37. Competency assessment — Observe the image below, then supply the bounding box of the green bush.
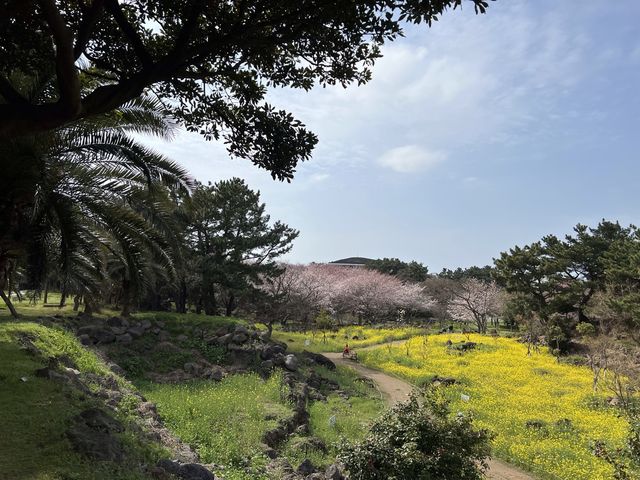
[338,391,492,480]
[184,338,227,364]
[576,322,596,337]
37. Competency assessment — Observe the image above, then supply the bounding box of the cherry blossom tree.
[267,263,433,324]
[447,279,503,333]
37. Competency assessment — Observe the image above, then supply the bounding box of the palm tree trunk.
[59,285,67,308]
[0,290,18,318]
[84,297,95,316]
[121,279,132,317]
[176,279,187,313]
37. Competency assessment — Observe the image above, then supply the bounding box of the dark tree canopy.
[186,178,298,315]
[0,0,492,180]
[366,257,429,282]
[494,220,633,324]
[439,265,494,283]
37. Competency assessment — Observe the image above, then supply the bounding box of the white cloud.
[263,0,605,175]
[309,173,330,183]
[378,145,446,173]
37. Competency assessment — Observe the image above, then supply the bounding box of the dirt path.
[323,349,536,480]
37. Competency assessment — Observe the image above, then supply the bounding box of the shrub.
[185,338,227,364]
[525,419,548,430]
[576,322,597,337]
[338,391,492,480]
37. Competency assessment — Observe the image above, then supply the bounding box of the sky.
[140,0,640,272]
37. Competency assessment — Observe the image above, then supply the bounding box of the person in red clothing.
[343,343,350,356]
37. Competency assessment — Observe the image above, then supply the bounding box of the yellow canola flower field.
[359,333,627,480]
[272,325,425,353]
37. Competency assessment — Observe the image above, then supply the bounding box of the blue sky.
[141,0,640,272]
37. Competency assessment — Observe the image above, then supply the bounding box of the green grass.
[282,365,385,470]
[1,297,244,378]
[0,292,120,320]
[139,373,292,480]
[0,320,165,480]
[138,365,385,477]
[0,293,246,331]
[103,314,236,378]
[272,325,427,354]
[1,321,111,376]
[104,334,228,379]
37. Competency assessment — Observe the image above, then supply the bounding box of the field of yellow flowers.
[272,325,426,353]
[359,333,627,480]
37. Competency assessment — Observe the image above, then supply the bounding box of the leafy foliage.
[0,97,190,316]
[184,178,298,316]
[494,220,636,350]
[1,1,493,180]
[366,257,429,283]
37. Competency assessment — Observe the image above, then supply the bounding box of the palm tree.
[0,97,191,317]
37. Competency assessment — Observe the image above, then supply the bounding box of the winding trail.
[322,346,536,480]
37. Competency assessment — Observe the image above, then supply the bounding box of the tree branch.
[74,0,106,59]
[104,0,153,67]
[39,0,81,115]
[173,0,205,54]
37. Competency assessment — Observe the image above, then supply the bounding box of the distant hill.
[330,257,373,265]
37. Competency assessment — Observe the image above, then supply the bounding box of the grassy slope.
[103,313,241,379]
[139,357,385,479]
[359,333,627,480]
[140,373,291,480]
[0,321,165,480]
[281,365,384,470]
[0,299,385,479]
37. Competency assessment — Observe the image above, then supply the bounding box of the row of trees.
[0,97,299,319]
[257,263,433,333]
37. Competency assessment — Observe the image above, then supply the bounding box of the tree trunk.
[0,290,18,318]
[176,279,187,313]
[73,295,81,311]
[203,288,217,316]
[225,293,235,316]
[577,308,590,325]
[84,298,94,316]
[120,278,131,317]
[264,321,273,339]
[43,285,49,304]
